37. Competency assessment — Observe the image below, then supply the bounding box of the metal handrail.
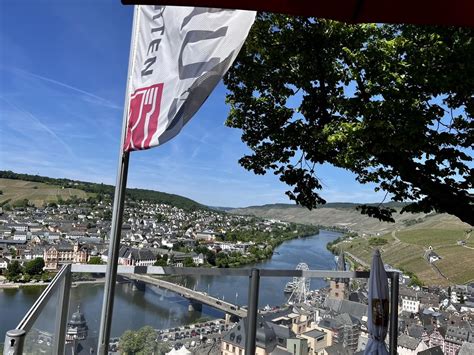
[70,263,395,279]
[4,265,399,355]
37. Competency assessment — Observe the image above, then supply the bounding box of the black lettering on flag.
[147,39,161,55]
[141,57,156,77]
[152,6,166,35]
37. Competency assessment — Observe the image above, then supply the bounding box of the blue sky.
[0,0,387,207]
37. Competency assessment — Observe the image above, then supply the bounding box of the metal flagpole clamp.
[3,329,26,355]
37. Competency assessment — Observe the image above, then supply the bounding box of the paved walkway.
[391,230,401,243]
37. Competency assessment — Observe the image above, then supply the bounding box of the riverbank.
[0,278,106,289]
[211,224,320,268]
[0,279,47,289]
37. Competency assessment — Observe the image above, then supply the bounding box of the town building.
[43,242,88,270]
[221,316,277,355]
[397,334,428,355]
[328,252,348,301]
[66,305,88,343]
[300,329,327,355]
[444,325,472,355]
[400,287,421,313]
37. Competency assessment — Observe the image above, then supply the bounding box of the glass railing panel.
[64,273,249,353]
[0,283,47,350]
[5,266,399,355]
[105,273,364,354]
[22,281,61,355]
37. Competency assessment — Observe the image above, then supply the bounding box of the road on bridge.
[126,274,247,318]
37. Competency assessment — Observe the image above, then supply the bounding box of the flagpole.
[97,5,139,354]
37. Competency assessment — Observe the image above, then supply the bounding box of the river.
[0,230,340,341]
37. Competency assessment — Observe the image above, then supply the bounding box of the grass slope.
[0,171,205,211]
[233,206,417,235]
[233,203,473,286]
[0,178,89,207]
[339,227,473,286]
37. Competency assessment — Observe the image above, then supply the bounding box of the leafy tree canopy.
[6,260,23,281]
[154,258,167,267]
[87,256,103,265]
[24,257,45,276]
[183,257,196,267]
[225,15,473,224]
[119,326,169,355]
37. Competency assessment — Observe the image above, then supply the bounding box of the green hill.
[337,227,473,286]
[0,178,89,207]
[0,171,205,211]
[231,203,473,286]
[231,204,408,235]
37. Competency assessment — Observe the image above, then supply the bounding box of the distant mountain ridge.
[217,201,409,212]
[0,170,205,211]
[229,203,468,235]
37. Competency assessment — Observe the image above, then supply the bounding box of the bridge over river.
[126,274,247,319]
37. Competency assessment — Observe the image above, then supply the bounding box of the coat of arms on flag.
[124,83,164,151]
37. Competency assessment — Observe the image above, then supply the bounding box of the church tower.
[329,251,349,300]
[66,305,88,354]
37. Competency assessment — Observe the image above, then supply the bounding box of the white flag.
[124,6,256,151]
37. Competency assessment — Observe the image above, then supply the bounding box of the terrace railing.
[3,264,72,355]
[3,265,399,355]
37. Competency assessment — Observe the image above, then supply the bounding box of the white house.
[402,297,420,314]
[193,253,205,265]
[195,230,218,242]
[400,288,420,313]
[161,239,175,249]
[13,234,27,241]
[66,231,87,240]
[428,251,441,263]
[424,246,442,263]
[0,257,8,271]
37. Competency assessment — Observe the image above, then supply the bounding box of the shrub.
[368,237,388,246]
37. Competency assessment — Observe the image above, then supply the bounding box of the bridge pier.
[188,300,202,313]
[132,280,146,292]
